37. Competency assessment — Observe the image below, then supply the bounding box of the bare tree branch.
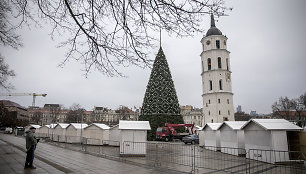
[1,0,230,76]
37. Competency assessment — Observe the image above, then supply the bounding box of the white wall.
[244,122,290,163]
[220,125,245,156]
[237,130,245,150]
[109,126,120,146]
[83,125,104,145]
[220,125,238,155]
[53,127,67,142]
[244,122,271,151]
[37,127,49,137]
[203,127,220,151]
[120,130,147,155]
[103,130,109,142]
[199,130,205,146]
[66,126,82,143]
[270,131,290,162]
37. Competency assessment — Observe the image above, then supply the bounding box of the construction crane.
[0,93,47,107]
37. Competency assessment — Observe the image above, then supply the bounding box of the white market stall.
[25,124,41,131]
[65,123,88,143]
[37,125,50,138]
[119,120,151,156]
[53,123,69,142]
[198,130,205,147]
[83,123,110,145]
[219,121,247,156]
[48,123,57,138]
[202,123,222,151]
[241,119,302,163]
[108,125,120,146]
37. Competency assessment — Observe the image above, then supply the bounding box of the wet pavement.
[0,134,185,174]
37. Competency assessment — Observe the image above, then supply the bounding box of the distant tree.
[32,111,43,125]
[15,118,29,127]
[272,94,306,126]
[0,55,15,89]
[234,112,251,121]
[300,93,306,107]
[0,1,20,90]
[0,1,23,49]
[272,96,294,120]
[47,105,61,123]
[139,47,184,140]
[116,106,132,120]
[291,93,306,127]
[1,0,230,76]
[65,104,84,123]
[0,103,13,126]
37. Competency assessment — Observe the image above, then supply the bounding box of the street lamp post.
[81,113,83,144]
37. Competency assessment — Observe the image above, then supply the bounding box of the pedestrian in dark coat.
[24,126,37,169]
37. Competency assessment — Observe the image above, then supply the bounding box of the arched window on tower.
[226,58,229,70]
[218,57,222,69]
[219,79,223,90]
[209,80,212,91]
[216,40,220,49]
[207,58,211,70]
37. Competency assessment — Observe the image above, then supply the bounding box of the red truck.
[156,123,194,141]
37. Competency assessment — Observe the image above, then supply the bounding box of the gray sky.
[1,0,306,114]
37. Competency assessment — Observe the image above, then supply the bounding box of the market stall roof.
[119,120,151,130]
[219,121,247,130]
[241,119,302,131]
[85,123,110,130]
[68,123,88,129]
[54,123,69,129]
[202,123,222,131]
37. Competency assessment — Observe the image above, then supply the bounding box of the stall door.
[121,130,146,155]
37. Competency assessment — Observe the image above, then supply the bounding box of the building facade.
[0,100,28,120]
[200,14,235,124]
[181,105,203,126]
[90,106,139,126]
[28,104,64,125]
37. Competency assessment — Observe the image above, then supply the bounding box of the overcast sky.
[1,0,306,114]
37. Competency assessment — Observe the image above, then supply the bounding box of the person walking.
[24,126,38,169]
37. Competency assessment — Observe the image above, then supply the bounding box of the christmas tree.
[139,47,184,140]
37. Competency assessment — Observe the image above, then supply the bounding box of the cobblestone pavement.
[0,134,186,174]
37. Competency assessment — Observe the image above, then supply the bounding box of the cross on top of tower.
[206,13,223,37]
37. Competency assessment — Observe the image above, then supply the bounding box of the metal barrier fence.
[247,149,306,174]
[40,136,121,158]
[38,136,306,174]
[121,141,306,174]
[121,142,248,173]
[196,146,248,173]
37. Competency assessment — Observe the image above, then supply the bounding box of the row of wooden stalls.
[33,121,151,156]
[199,119,304,163]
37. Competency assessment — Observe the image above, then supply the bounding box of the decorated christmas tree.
[139,47,184,140]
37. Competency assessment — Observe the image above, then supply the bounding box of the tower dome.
[206,14,222,36]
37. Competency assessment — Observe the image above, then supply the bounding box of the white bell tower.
[201,14,235,124]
